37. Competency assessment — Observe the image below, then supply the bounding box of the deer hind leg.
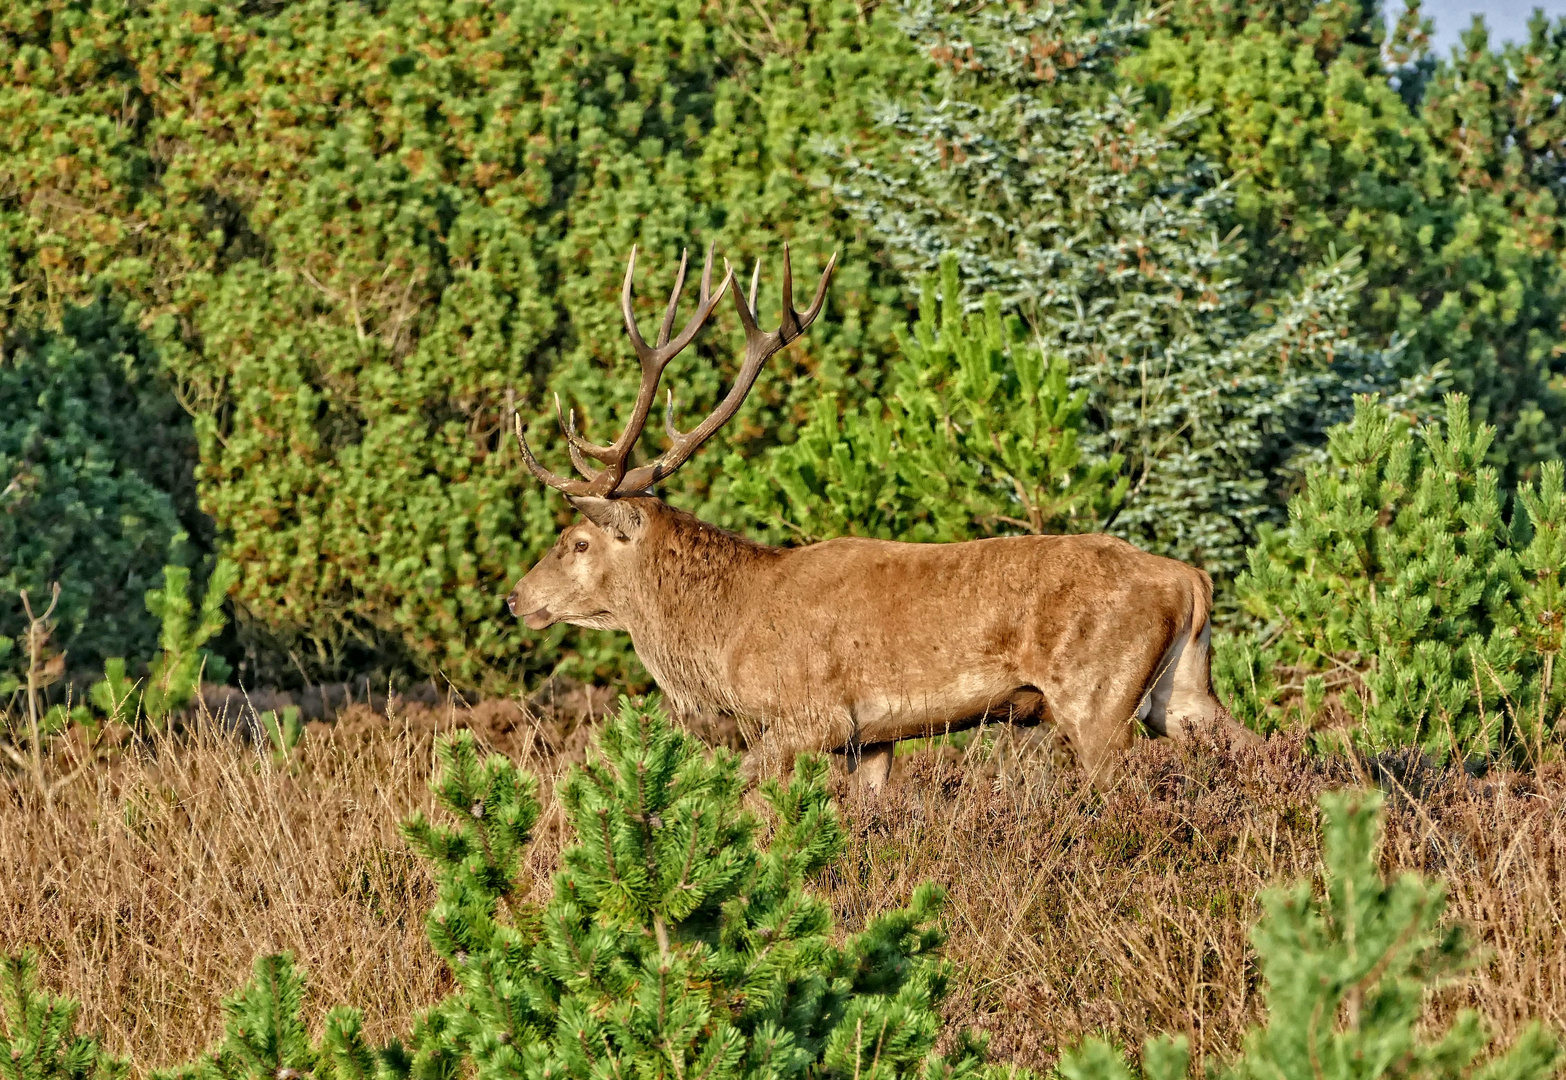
[746,721,805,786]
[1144,623,1260,749]
[1038,677,1145,788]
[1032,618,1176,787]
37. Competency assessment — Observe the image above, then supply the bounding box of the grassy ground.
[2,701,1563,1076]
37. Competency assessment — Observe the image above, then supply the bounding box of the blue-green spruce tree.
[816,0,1429,575]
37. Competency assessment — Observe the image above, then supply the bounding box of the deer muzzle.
[507,584,554,629]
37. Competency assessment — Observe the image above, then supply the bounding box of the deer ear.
[568,496,646,542]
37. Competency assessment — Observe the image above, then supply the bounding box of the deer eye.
[574,540,589,553]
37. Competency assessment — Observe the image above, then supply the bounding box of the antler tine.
[652,243,726,362]
[795,249,837,332]
[730,256,761,337]
[620,242,645,356]
[748,258,761,313]
[655,249,690,349]
[615,248,838,494]
[554,393,605,479]
[551,389,618,465]
[620,244,656,365]
[777,244,798,340]
[514,413,596,497]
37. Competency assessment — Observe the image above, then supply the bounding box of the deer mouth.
[522,607,555,630]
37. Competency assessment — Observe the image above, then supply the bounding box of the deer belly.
[849,671,1028,744]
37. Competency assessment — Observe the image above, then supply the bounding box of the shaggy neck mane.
[622,501,781,712]
[635,502,780,619]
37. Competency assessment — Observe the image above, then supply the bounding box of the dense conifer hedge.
[4,0,1566,722]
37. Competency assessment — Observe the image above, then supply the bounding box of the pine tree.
[396,698,989,1080]
[1501,461,1566,752]
[138,558,237,721]
[153,955,386,1080]
[0,951,127,1080]
[1056,791,1562,1080]
[1220,394,1566,758]
[72,555,240,729]
[733,256,1124,543]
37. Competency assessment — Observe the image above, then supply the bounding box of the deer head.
[507,243,836,630]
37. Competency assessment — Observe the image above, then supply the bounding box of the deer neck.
[619,511,778,713]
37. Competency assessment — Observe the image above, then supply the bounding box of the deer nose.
[506,587,521,616]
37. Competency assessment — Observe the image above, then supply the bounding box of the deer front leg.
[847,740,895,793]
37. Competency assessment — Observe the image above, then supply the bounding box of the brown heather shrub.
[2,706,1564,1077]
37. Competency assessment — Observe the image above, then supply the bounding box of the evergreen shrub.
[1219,395,1566,759]
[732,256,1125,543]
[0,950,128,1080]
[38,556,239,732]
[0,302,199,679]
[392,698,988,1079]
[817,0,1421,575]
[151,954,377,1080]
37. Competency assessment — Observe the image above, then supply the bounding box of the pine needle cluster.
[0,952,127,1080]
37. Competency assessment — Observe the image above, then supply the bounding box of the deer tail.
[1187,565,1214,648]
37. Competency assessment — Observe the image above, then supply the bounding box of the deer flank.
[507,244,1258,791]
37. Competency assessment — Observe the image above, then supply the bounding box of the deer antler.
[514,244,730,497]
[515,243,836,498]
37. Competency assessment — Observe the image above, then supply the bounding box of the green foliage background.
[0,0,920,689]
[5,0,1566,723]
[1124,1,1566,472]
[767,0,1419,575]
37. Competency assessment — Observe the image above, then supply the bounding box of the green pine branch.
[0,951,127,1080]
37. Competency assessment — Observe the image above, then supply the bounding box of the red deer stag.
[507,244,1258,790]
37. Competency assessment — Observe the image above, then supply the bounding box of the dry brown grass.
[3,715,444,1068]
[3,706,1564,1077]
[833,731,1566,1071]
